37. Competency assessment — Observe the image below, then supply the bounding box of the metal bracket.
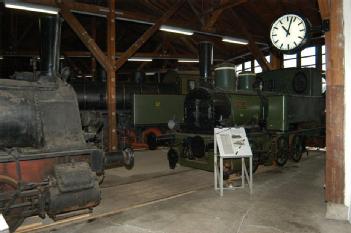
[321,19,330,33]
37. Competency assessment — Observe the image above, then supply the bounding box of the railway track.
[16,169,213,233]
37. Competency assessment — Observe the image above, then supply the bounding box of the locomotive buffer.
[214,128,253,196]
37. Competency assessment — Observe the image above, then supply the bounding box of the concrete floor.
[47,150,351,233]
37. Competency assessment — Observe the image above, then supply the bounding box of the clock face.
[270,14,310,53]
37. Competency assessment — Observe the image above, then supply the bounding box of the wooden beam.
[24,0,265,43]
[114,0,185,71]
[318,0,345,204]
[137,44,163,71]
[58,2,113,71]
[186,0,205,26]
[202,0,229,31]
[230,10,271,71]
[202,0,247,15]
[180,37,198,55]
[270,51,283,70]
[91,17,97,78]
[106,0,118,152]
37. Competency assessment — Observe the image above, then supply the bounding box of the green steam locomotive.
[167,65,325,173]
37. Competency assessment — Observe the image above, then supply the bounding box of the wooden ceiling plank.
[58,2,113,71]
[114,0,186,71]
[230,9,271,71]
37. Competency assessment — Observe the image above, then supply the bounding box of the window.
[236,64,242,75]
[244,61,251,71]
[284,54,297,68]
[301,46,316,68]
[254,60,262,73]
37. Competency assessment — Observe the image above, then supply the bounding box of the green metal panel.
[259,68,322,96]
[230,94,261,125]
[267,94,324,131]
[266,95,287,131]
[133,94,185,125]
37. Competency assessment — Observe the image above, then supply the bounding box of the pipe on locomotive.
[198,41,213,83]
[39,15,61,80]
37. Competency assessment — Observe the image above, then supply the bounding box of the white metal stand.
[214,127,253,197]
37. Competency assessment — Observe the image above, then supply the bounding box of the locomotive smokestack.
[39,15,61,80]
[198,41,213,82]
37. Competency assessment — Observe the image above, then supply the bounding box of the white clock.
[270,14,311,53]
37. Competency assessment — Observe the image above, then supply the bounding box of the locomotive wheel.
[146,133,157,150]
[251,155,260,173]
[182,144,193,160]
[291,135,304,162]
[275,136,289,166]
[0,175,25,232]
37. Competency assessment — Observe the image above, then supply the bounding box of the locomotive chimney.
[198,41,213,83]
[39,15,61,80]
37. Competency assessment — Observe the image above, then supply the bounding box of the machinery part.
[142,128,161,150]
[214,64,236,92]
[190,136,205,158]
[275,136,289,166]
[246,139,260,173]
[71,80,178,111]
[167,148,178,169]
[251,154,260,173]
[47,162,100,217]
[105,148,135,170]
[184,87,231,132]
[292,72,308,94]
[237,72,256,92]
[290,135,305,162]
[0,175,25,232]
[182,138,194,160]
[146,133,157,150]
[123,147,135,170]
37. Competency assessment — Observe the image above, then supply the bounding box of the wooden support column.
[270,52,283,70]
[59,3,113,71]
[115,0,185,71]
[230,10,272,71]
[318,0,345,204]
[106,0,118,152]
[91,17,97,78]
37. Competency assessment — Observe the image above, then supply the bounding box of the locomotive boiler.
[167,42,325,173]
[70,72,187,150]
[0,15,104,232]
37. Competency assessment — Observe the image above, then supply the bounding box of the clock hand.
[287,17,293,36]
[282,26,289,35]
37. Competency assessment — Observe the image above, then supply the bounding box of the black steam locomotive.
[0,15,107,232]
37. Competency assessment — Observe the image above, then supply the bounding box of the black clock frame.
[269,13,312,54]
